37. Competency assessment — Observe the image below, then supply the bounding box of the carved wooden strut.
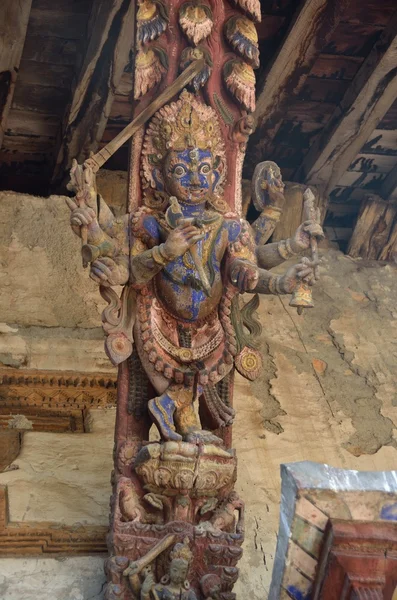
[66,1,324,598]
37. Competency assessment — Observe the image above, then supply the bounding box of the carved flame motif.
[224,16,259,69]
[137,0,169,44]
[179,46,212,92]
[179,2,213,45]
[223,59,256,112]
[232,0,261,22]
[134,47,168,99]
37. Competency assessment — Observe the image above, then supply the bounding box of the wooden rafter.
[248,0,348,162]
[52,0,135,185]
[0,0,33,148]
[295,10,397,195]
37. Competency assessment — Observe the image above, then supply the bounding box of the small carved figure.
[200,574,222,600]
[210,491,243,532]
[198,491,244,533]
[119,480,145,523]
[141,538,197,600]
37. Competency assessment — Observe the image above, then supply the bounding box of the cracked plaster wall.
[0,189,396,598]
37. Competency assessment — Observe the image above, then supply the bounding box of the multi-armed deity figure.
[66,1,324,598]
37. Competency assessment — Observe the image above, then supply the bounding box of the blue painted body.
[143,212,241,321]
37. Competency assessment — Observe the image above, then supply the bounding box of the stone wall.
[1,189,396,599]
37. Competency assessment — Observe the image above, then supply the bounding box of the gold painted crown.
[170,537,193,563]
[141,90,226,194]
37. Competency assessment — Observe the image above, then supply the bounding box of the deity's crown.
[169,537,193,563]
[141,90,226,194]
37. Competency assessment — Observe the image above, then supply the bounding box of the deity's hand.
[163,221,205,260]
[280,257,320,293]
[123,560,140,578]
[141,569,156,595]
[229,259,259,292]
[67,159,97,209]
[90,257,129,286]
[66,197,98,238]
[292,219,324,252]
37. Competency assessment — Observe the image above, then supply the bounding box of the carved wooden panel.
[0,485,107,555]
[0,367,117,433]
[314,520,397,600]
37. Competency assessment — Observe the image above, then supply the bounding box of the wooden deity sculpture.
[66,0,324,598]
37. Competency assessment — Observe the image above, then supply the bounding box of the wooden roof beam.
[249,0,348,162]
[0,0,33,148]
[295,11,397,196]
[52,0,135,186]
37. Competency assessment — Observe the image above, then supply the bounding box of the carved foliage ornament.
[137,0,169,44]
[134,46,168,99]
[224,16,259,69]
[179,47,213,93]
[223,59,256,112]
[179,2,214,46]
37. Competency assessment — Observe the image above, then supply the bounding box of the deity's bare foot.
[185,430,224,446]
[148,396,182,442]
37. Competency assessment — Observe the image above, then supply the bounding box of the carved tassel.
[134,47,168,99]
[137,0,169,44]
[223,59,256,112]
[232,0,261,22]
[224,16,259,68]
[179,2,213,45]
[179,46,212,92]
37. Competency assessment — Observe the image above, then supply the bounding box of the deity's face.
[163,148,216,204]
[169,558,189,585]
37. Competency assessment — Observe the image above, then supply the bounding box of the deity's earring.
[184,580,190,590]
[160,575,170,585]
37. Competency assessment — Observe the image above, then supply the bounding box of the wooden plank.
[348,153,397,174]
[0,0,33,147]
[2,134,56,154]
[347,194,397,260]
[361,130,397,156]
[12,83,68,118]
[22,36,80,65]
[309,54,363,80]
[251,0,348,155]
[343,0,396,27]
[32,0,92,14]
[28,8,88,40]
[17,60,75,90]
[295,13,397,195]
[52,0,135,185]
[299,78,349,104]
[285,101,336,125]
[322,22,384,57]
[5,110,60,138]
[336,170,386,191]
[115,72,134,97]
[272,182,326,242]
